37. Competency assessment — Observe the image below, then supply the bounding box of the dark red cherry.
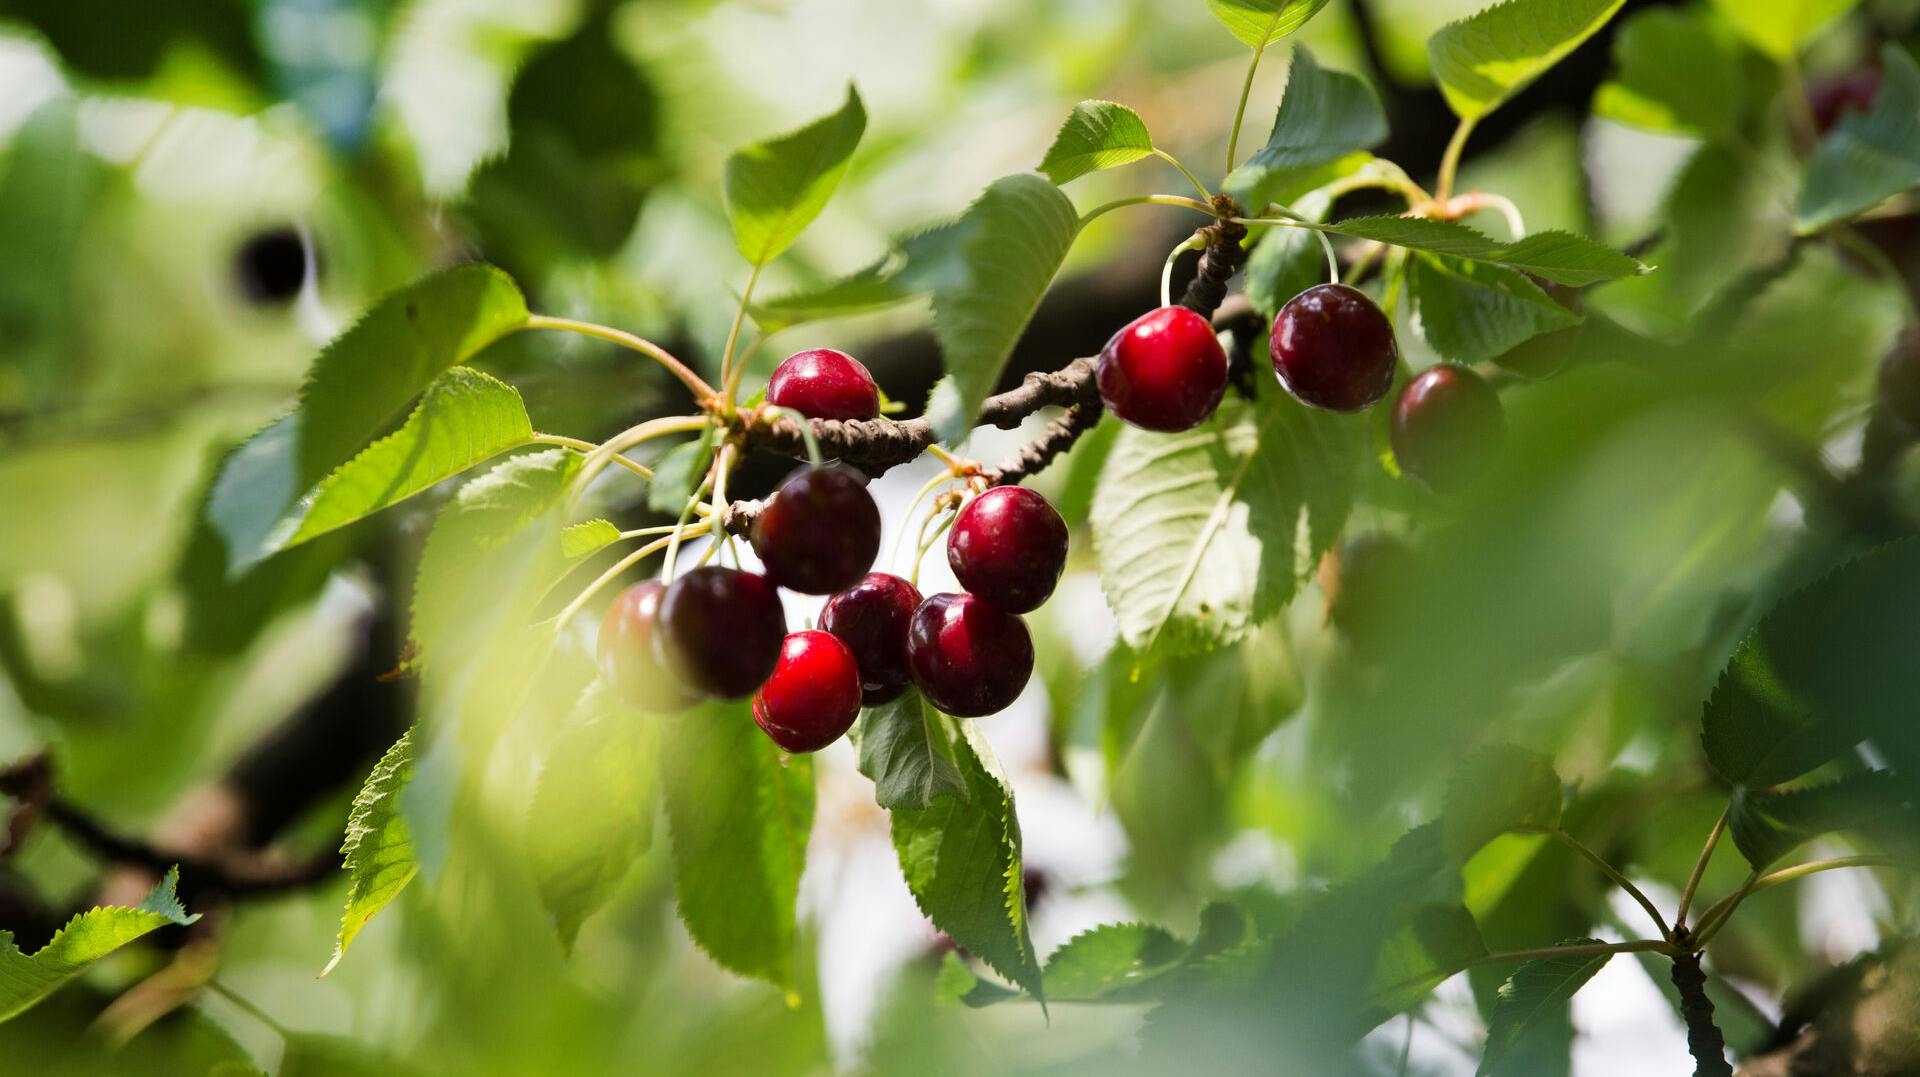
[946,486,1067,614]
[1810,67,1882,134]
[906,593,1033,718]
[597,580,696,711]
[753,630,863,753]
[655,567,786,699]
[1097,306,1229,432]
[1390,365,1504,493]
[766,348,881,421]
[820,572,923,705]
[750,464,882,595]
[1270,283,1397,412]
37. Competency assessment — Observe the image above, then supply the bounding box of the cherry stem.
[910,504,959,590]
[523,315,715,402]
[530,434,654,481]
[1435,117,1476,204]
[552,530,702,630]
[1692,855,1904,948]
[761,405,824,466]
[659,463,718,586]
[891,467,964,569]
[1079,194,1217,228]
[718,263,766,410]
[1538,827,1671,939]
[1225,7,1289,175]
[573,414,710,499]
[1161,234,1207,308]
[1675,807,1728,930]
[1153,149,1214,202]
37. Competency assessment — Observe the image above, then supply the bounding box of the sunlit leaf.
[1592,8,1746,140]
[0,866,198,1022]
[1429,0,1628,121]
[1206,0,1333,49]
[1708,0,1858,61]
[324,730,415,976]
[855,690,968,810]
[560,519,621,560]
[1442,744,1563,862]
[1322,215,1643,286]
[1225,48,1386,210]
[1038,100,1155,185]
[724,86,866,267]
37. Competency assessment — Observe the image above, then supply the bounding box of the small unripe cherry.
[767,348,881,421]
[820,572,923,705]
[1097,306,1229,432]
[1270,283,1398,412]
[753,630,863,753]
[946,486,1068,614]
[597,580,695,711]
[655,567,786,699]
[750,465,882,595]
[906,593,1033,718]
[1389,365,1504,493]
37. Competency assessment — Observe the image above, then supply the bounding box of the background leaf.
[1478,939,1612,1075]
[1225,48,1386,209]
[324,729,416,976]
[1797,45,1920,234]
[1037,101,1155,185]
[1592,8,1746,140]
[1322,215,1642,286]
[645,438,713,516]
[890,719,1043,1001]
[560,519,621,560]
[661,700,814,990]
[1091,394,1360,659]
[1411,254,1582,364]
[855,691,968,810]
[1709,0,1859,61]
[1428,0,1629,121]
[923,174,1080,445]
[723,86,866,267]
[1442,744,1563,861]
[1205,0,1332,49]
[1728,770,1910,871]
[0,867,198,1023]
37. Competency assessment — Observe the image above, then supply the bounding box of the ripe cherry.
[767,348,881,421]
[906,593,1033,718]
[1810,67,1882,134]
[1389,365,1504,493]
[1097,306,1229,432]
[750,464,882,595]
[1270,283,1398,412]
[946,486,1067,615]
[597,580,695,711]
[753,630,863,753]
[656,566,786,699]
[820,572,923,705]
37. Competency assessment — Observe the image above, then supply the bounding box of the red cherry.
[767,348,881,421]
[1810,67,1882,134]
[597,580,696,711]
[906,593,1033,718]
[946,486,1067,615]
[1097,306,1229,432]
[1390,365,1504,493]
[1270,283,1398,412]
[753,630,862,753]
[656,567,786,699]
[750,464,882,595]
[820,572,923,705]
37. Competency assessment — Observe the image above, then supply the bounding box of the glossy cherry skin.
[597,580,696,711]
[750,465,882,595]
[1390,365,1505,493]
[1270,283,1398,412]
[946,486,1067,614]
[767,348,881,421]
[655,567,786,699]
[1097,306,1229,432]
[753,630,863,753]
[906,593,1034,718]
[820,572,923,705]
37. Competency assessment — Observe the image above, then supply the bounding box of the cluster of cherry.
[1103,284,1503,491]
[596,349,1066,753]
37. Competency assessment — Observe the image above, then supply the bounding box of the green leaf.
[1037,101,1155,185]
[1478,939,1612,1075]
[1702,541,1920,789]
[890,718,1043,1002]
[1428,0,1629,122]
[661,700,814,990]
[748,256,912,333]
[206,264,529,572]
[1321,215,1643,287]
[1410,254,1582,365]
[1797,45,1920,234]
[854,690,968,811]
[1206,0,1333,49]
[1091,394,1361,659]
[723,86,866,267]
[1708,0,1858,61]
[1442,744,1563,862]
[1592,9,1746,140]
[1368,903,1488,1013]
[528,682,659,953]
[1244,156,1402,318]
[646,438,713,516]
[1729,771,1910,871]
[923,174,1081,445]
[1043,922,1188,1000]
[277,368,532,552]
[323,729,416,976]
[0,866,198,1023]
[1224,49,1386,210]
[560,519,621,560]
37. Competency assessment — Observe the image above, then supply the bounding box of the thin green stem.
[1225,9,1289,174]
[205,979,289,1040]
[1696,856,1902,948]
[1676,808,1728,929]
[659,470,716,586]
[761,406,824,466]
[1689,871,1759,948]
[911,506,959,590]
[1434,118,1476,204]
[1780,52,1820,149]
[1154,149,1214,202]
[531,434,654,482]
[524,315,715,402]
[1315,229,1340,285]
[1079,194,1216,228]
[1473,192,1527,239]
[574,414,710,495]
[891,468,961,569]
[718,263,766,410]
[1546,828,1672,939]
[1161,234,1207,308]
[552,530,697,629]
[1373,939,1678,1003]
